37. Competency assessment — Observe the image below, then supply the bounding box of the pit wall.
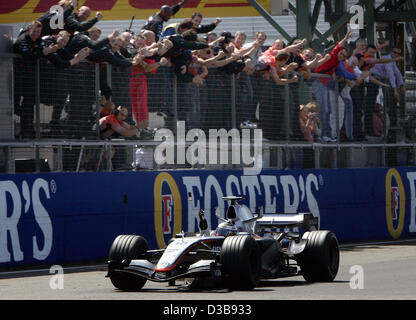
[1,168,415,268]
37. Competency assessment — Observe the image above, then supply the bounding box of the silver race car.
[106,196,339,290]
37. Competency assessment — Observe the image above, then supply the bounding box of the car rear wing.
[256,213,318,231]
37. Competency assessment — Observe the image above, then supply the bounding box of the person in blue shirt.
[370,46,406,125]
[333,55,360,140]
[160,19,194,38]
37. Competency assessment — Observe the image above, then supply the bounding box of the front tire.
[108,234,148,291]
[296,230,339,282]
[220,235,260,290]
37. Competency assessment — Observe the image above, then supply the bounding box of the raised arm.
[199,50,226,67]
[279,38,307,55]
[270,72,298,85]
[338,30,352,48]
[304,53,331,69]
[367,56,403,65]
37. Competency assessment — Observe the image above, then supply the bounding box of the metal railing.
[0,54,414,173]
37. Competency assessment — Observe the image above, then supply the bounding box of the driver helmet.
[215,221,238,237]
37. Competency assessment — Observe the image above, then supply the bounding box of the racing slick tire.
[108,235,148,291]
[295,230,339,282]
[220,235,261,290]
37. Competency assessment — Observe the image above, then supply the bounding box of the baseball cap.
[221,31,235,40]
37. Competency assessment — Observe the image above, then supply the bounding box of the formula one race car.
[106,196,339,290]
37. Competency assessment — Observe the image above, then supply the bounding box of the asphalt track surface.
[1,240,416,300]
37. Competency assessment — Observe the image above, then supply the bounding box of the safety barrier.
[1,54,414,173]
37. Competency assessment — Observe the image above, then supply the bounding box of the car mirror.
[256,206,264,219]
[215,206,227,222]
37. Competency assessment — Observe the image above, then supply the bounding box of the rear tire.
[296,231,339,282]
[220,235,260,290]
[108,235,148,291]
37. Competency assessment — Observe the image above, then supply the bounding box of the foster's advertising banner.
[1,167,415,267]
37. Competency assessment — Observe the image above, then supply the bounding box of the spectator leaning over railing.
[333,54,370,141]
[257,51,299,85]
[204,32,217,44]
[66,27,117,57]
[141,0,188,41]
[66,27,119,103]
[370,45,406,129]
[14,20,59,138]
[68,34,142,137]
[186,50,213,129]
[230,31,254,128]
[180,43,236,130]
[238,31,267,129]
[43,31,90,69]
[151,30,208,84]
[87,35,143,72]
[111,31,137,125]
[301,48,331,73]
[211,32,259,76]
[129,34,169,134]
[18,0,75,37]
[231,31,247,52]
[41,30,90,136]
[160,18,194,38]
[258,38,306,77]
[286,39,329,78]
[361,44,403,72]
[64,6,103,35]
[311,30,351,143]
[262,38,303,60]
[348,53,392,140]
[285,39,329,140]
[136,29,172,117]
[243,32,267,69]
[268,38,286,52]
[352,38,390,56]
[360,44,403,138]
[190,12,221,34]
[256,50,298,139]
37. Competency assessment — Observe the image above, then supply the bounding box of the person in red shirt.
[129,32,168,132]
[314,31,351,85]
[312,30,352,142]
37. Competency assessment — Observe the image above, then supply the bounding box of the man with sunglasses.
[371,46,405,99]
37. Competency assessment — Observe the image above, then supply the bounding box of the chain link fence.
[1,54,416,173]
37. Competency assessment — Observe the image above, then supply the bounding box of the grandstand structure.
[0,0,416,173]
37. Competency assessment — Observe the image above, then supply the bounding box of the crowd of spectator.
[13,0,406,149]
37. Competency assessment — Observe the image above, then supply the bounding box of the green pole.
[365,0,376,45]
[296,0,312,42]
